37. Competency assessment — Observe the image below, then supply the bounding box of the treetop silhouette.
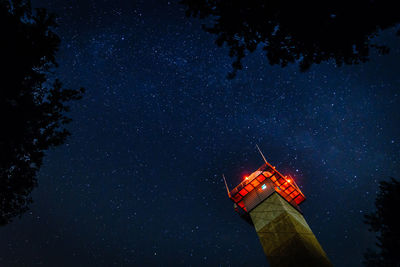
[364,178,400,266]
[181,0,400,78]
[0,0,84,226]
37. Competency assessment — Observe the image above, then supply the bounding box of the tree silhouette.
[181,0,400,78]
[0,0,84,226]
[364,178,400,267]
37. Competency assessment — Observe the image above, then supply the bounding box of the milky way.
[1,0,399,266]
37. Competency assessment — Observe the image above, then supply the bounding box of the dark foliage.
[181,0,400,78]
[0,0,84,226]
[364,178,400,267]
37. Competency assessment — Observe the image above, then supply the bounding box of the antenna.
[222,174,230,197]
[256,144,268,165]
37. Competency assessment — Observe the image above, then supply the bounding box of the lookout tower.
[224,147,332,267]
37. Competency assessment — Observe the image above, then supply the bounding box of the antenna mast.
[256,144,268,165]
[222,174,230,197]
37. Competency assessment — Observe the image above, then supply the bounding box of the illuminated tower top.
[224,147,332,267]
[225,152,305,223]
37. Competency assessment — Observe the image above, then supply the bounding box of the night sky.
[1,0,400,266]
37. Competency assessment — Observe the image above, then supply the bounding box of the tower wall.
[249,192,332,267]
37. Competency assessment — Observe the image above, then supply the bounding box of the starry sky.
[1,0,400,266]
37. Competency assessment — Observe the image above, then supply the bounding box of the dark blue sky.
[1,0,399,266]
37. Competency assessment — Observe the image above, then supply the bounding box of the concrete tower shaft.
[249,192,332,267]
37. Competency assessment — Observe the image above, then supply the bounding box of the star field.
[0,0,399,266]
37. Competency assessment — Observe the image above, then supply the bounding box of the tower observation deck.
[228,162,305,222]
[225,150,332,267]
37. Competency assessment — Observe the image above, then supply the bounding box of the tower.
[225,150,332,267]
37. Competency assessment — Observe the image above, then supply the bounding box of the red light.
[244,176,248,180]
[245,184,254,192]
[251,179,260,187]
[232,194,242,202]
[287,179,291,183]
[257,175,266,183]
[239,189,248,197]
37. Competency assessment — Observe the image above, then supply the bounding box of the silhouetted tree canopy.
[0,0,84,226]
[181,0,400,78]
[364,178,400,267]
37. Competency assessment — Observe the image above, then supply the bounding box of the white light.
[261,184,267,190]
